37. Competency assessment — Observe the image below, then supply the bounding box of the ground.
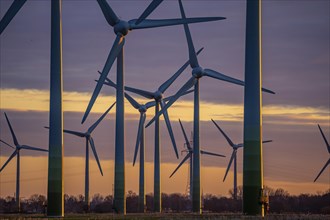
[0,213,330,220]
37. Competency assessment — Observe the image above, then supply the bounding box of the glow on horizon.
[0,156,328,198]
[0,88,328,126]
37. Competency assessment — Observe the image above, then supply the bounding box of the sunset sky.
[0,0,329,199]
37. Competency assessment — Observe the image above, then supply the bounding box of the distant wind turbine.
[45,102,115,210]
[314,124,330,182]
[0,113,48,212]
[170,119,225,200]
[102,78,154,213]
[82,0,226,213]
[102,76,193,213]
[211,119,272,200]
[147,1,275,212]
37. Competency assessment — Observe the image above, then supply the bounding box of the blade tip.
[81,115,87,124]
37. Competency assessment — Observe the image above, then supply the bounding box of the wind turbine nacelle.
[114,20,130,36]
[192,67,204,78]
[154,91,163,100]
[139,105,147,113]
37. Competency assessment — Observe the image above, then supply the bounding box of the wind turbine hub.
[192,67,204,78]
[139,105,147,112]
[114,20,130,36]
[237,143,243,149]
[154,91,163,100]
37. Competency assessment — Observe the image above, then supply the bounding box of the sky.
[0,0,329,199]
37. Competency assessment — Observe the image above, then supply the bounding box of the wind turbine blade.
[211,119,235,147]
[0,139,15,149]
[20,145,48,152]
[89,137,104,176]
[133,113,146,166]
[145,89,194,108]
[318,124,330,153]
[0,151,17,172]
[313,158,330,182]
[88,102,116,133]
[178,0,199,68]
[62,129,85,137]
[179,119,191,150]
[160,100,179,159]
[163,89,194,104]
[96,0,119,26]
[81,35,124,124]
[98,71,117,88]
[145,89,193,108]
[200,150,225,158]
[262,140,273,144]
[98,75,141,109]
[261,87,276,94]
[125,86,154,99]
[135,0,163,25]
[4,113,19,146]
[203,69,245,87]
[125,92,141,110]
[145,100,157,109]
[223,150,237,182]
[0,0,27,35]
[129,17,226,30]
[45,126,84,138]
[169,153,191,178]
[146,89,194,109]
[158,47,204,93]
[146,77,197,128]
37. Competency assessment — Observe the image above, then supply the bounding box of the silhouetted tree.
[0,188,329,214]
[126,190,138,213]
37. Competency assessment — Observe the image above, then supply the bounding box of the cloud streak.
[1,88,328,126]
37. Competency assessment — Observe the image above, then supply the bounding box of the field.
[1,213,330,220]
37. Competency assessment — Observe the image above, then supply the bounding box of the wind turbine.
[211,119,272,200]
[147,1,275,212]
[169,119,225,200]
[0,113,48,212]
[102,79,153,213]
[313,124,330,182]
[45,102,115,210]
[81,0,227,213]
[1,1,64,216]
[102,76,193,213]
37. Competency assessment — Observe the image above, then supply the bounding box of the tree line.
[0,187,329,214]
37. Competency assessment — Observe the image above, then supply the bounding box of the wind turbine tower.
[243,0,264,216]
[47,0,64,216]
[0,0,64,216]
